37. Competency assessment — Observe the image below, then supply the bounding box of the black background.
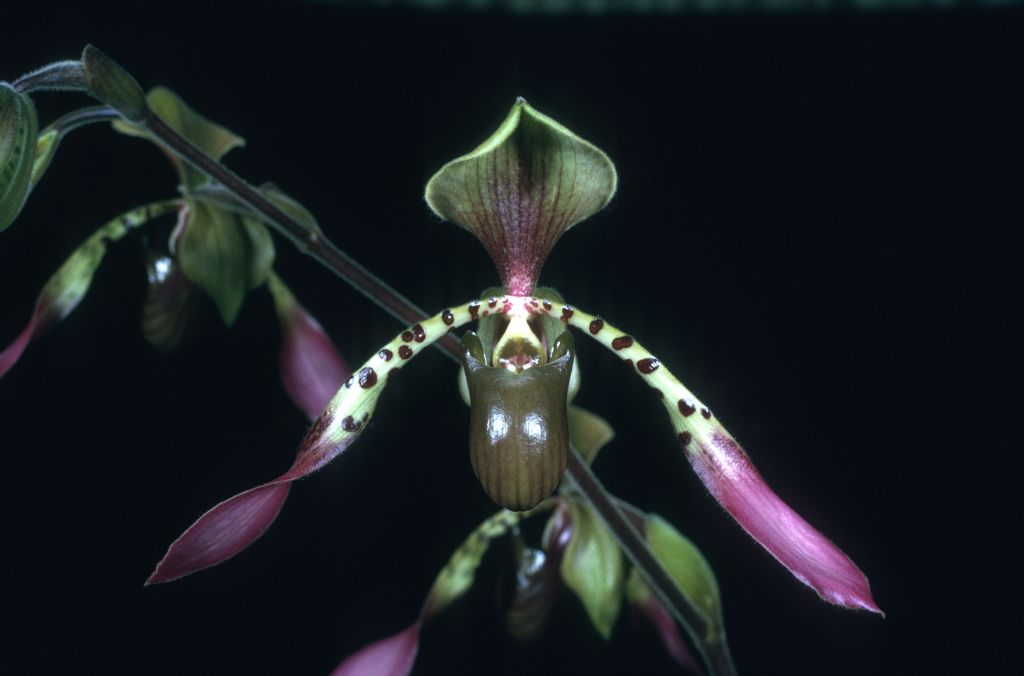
[0,3,1018,675]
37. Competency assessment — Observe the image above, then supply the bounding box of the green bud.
[0,82,39,232]
[81,45,150,123]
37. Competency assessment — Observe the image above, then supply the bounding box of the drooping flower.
[143,98,879,672]
[0,85,346,424]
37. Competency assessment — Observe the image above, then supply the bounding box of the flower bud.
[462,330,574,511]
[0,82,38,231]
[81,45,149,123]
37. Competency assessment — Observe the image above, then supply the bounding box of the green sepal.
[560,499,625,639]
[568,405,614,465]
[425,99,617,295]
[81,45,149,123]
[241,217,275,290]
[113,87,244,191]
[177,199,268,325]
[0,82,39,232]
[625,514,724,642]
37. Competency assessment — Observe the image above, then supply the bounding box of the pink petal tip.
[332,621,422,676]
[279,303,349,421]
[146,483,291,584]
[689,431,882,614]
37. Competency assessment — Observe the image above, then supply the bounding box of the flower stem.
[129,98,735,676]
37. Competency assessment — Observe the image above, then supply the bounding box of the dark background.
[0,3,1018,675]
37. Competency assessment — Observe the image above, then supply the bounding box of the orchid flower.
[139,99,879,663]
[2,48,881,676]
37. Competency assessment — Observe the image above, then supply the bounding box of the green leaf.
[560,499,624,639]
[425,98,617,295]
[0,82,38,232]
[568,405,614,465]
[626,514,724,641]
[113,87,244,191]
[177,200,251,325]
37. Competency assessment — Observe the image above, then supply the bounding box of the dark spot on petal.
[655,389,664,398]
[612,335,634,350]
[469,302,480,320]
[342,416,359,432]
[701,406,712,419]
[637,357,660,374]
[412,323,426,343]
[399,345,413,360]
[624,358,633,369]
[441,309,454,325]
[589,319,604,334]
[482,310,489,317]
[488,297,497,308]
[677,399,696,417]
[401,331,414,343]
[561,306,574,322]
[543,300,552,311]
[678,431,692,448]
[378,349,393,361]
[345,377,354,389]
[358,367,377,388]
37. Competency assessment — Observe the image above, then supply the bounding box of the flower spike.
[425,98,616,295]
[519,297,882,614]
[147,298,496,584]
[0,201,179,377]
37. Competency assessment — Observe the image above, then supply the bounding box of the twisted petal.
[268,273,349,420]
[333,509,523,676]
[148,299,489,583]
[1,201,179,378]
[530,298,882,614]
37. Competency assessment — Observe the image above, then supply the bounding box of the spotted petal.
[148,300,486,583]
[425,99,616,295]
[542,299,883,614]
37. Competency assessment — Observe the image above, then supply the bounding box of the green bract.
[627,514,725,642]
[0,83,39,232]
[561,498,625,639]
[114,87,275,325]
[425,98,617,295]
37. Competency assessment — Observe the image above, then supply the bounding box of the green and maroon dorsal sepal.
[425,99,617,296]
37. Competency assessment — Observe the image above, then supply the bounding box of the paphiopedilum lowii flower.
[137,99,879,668]
[0,83,347,419]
